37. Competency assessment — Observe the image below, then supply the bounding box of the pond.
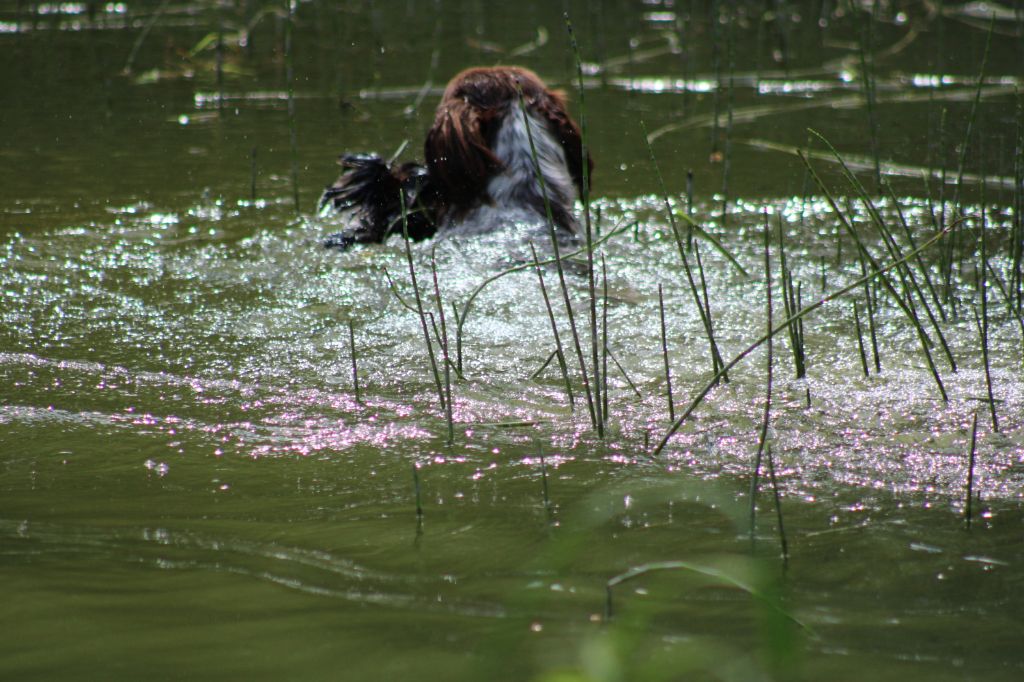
[1,1,1023,680]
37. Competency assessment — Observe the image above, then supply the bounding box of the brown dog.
[320,66,592,249]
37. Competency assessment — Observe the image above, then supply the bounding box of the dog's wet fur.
[319,66,592,249]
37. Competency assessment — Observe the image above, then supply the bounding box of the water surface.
[2,2,1023,680]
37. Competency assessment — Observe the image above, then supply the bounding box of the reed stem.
[854,301,869,378]
[538,441,550,511]
[976,210,998,432]
[430,249,455,444]
[565,14,603,435]
[602,254,610,421]
[400,193,447,414]
[529,243,575,408]
[652,223,954,456]
[750,210,773,538]
[348,320,361,403]
[766,446,789,565]
[814,131,957,374]
[658,284,675,422]
[642,120,728,383]
[518,93,598,432]
[799,145,948,401]
[965,411,978,528]
[985,261,1024,352]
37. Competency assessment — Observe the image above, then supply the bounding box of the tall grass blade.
[965,411,978,528]
[400,193,447,414]
[602,254,610,422]
[658,283,675,423]
[453,223,631,373]
[517,92,598,432]
[529,242,576,409]
[606,347,643,399]
[653,223,954,456]
[430,249,455,444]
[885,180,948,322]
[566,13,603,435]
[860,259,882,373]
[985,262,1024,353]
[854,301,870,378]
[812,130,958,374]
[766,446,789,565]
[750,210,773,539]
[642,119,729,383]
[538,441,551,511]
[976,209,998,432]
[348,320,361,403]
[413,463,423,520]
[798,146,948,401]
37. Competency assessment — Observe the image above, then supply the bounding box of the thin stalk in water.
[686,169,694,248]
[885,180,948,322]
[452,222,631,374]
[658,284,675,422]
[517,91,598,432]
[122,0,171,75]
[976,210,998,432]
[985,261,1024,352]
[566,14,603,434]
[532,348,559,380]
[694,241,722,376]
[216,17,224,115]
[602,254,610,422]
[1012,93,1023,309]
[860,259,882,373]
[854,301,870,378]
[413,463,423,520]
[766,446,789,565]
[348,320,361,403]
[401,193,447,414]
[973,305,998,434]
[750,210,773,539]
[529,242,575,408]
[538,441,551,511]
[450,302,463,376]
[776,218,806,380]
[799,148,948,402]
[607,347,643,399]
[652,222,954,456]
[965,411,978,528]
[642,119,728,383]
[812,130,957,374]
[430,249,455,444]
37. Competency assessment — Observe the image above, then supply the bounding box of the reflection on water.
[1,1,1023,680]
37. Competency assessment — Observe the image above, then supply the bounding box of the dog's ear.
[532,88,593,196]
[424,97,503,206]
[318,154,438,249]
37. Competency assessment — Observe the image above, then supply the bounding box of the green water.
[2,2,1023,680]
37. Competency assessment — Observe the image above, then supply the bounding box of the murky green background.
[2,2,1023,680]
